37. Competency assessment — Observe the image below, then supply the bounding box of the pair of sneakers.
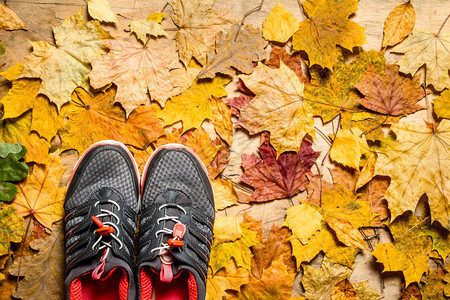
[64,140,215,300]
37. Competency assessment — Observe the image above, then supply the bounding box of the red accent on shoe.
[96,226,114,235]
[173,223,186,239]
[92,259,106,280]
[167,238,185,247]
[70,268,128,300]
[69,278,82,300]
[91,216,104,227]
[140,268,153,300]
[188,273,198,300]
[161,262,173,283]
[119,270,129,300]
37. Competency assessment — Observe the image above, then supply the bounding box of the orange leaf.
[382,1,415,48]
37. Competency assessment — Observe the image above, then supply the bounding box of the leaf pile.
[0,0,449,298]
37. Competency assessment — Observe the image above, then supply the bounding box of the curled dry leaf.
[374,120,450,230]
[355,64,424,116]
[87,0,118,23]
[198,24,267,79]
[241,138,319,202]
[382,1,415,48]
[292,0,366,69]
[0,4,27,30]
[262,1,300,43]
[60,87,163,154]
[21,11,111,110]
[89,40,178,115]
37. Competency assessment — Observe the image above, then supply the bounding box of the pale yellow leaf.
[283,204,322,244]
[263,1,300,43]
[212,178,238,210]
[382,1,415,47]
[0,4,27,30]
[129,19,167,43]
[213,215,242,244]
[87,0,118,23]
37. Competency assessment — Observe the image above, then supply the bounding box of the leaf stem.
[313,162,323,207]
[236,0,264,41]
[315,126,332,145]
[437,14,450,36]
[394,216,429,242]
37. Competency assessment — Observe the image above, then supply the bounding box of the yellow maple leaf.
[0,64,62,141]
[129,19,167,43]
[210,96,233,146]
[170,60,202,97]
[89,39,178,115]
[352,281,383,300]
[238,62,314,154]
[434,89,450,119]
[206,259,250,300]
[382,1,415,48]
[213,215,242,244]
[147,12,167,23]
[282,203,322,244]
[374,120,450,230]
[237,258,296,299]
[60,87,163,154]
[170,0,236,66]
[9,152,65,229]
[156,76,229,133]
[392,29,450,91]
[87,0,118,23]
[0,4,27,30]
[20,11,111,110]
[263,1,300,43]
[292,0,366,69]
[330,128,369,169]
[0,111,50,165]
[212,178,238,211]
[302,256,352,300]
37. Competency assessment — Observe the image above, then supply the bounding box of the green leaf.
[0,142,23,158]
[0,182,18,202]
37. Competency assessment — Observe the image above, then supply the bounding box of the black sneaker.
[136,144,215,300]
[64,140,139,300]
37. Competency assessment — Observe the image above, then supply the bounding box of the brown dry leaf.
[392,29,450,91]
[9,222,63,300]
[331,279,357,300]
[21,11,111,110]
[251,223,296,279]
[210,96,233,146]
[170,0,237,66]
[60,87,163,154]
[382,1,415,48]
[292,0,366,69]
[87,0,118,23]
[0,207,25,256]
[206,259,250,300]
[237,258,295,299]
[359,176,390,226]
[238,62,314,154]
[374,120,450,230]
[355,64,424,116]
[198,24,267,79]
[89,39,178,114]
[241,138,319,202]
[434,89,450,119]
[302,256,352,300]
[262,1,300,43]
[212,178,238,211]
[0,111,50,165]
[0,4,27,30]
[208,142,230,179]
[266,46,308,83]
[8,152,65,229]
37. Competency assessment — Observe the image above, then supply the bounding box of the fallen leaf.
[0,111,50,165]
[0,43,5,56]
[170,60,202,97]
[0,207,25,256]
[21,11,111,110]
[90,39,178,115]
[0,4,27,30]
[400,283,422,300]
[147,12,166,23]
[170,0,236,66]
[0,64,62,141]
[206,259,250,300]
[156,76,229,132]
[210,96,233,146]
[9,222,63,300]
[181,128,221,169]
[359,176,390,226]
[210,220,260,274]
[374,120,450,229]
[350,112,399,141]
[283,204,322,244]
[419,223,449,260]
[8,152,65,229]
[307,50,386,128]
[331,279,357,300]
[355,64,424,115]
[251,223,295,279]
[238,258,295,299]
[0,143,28,202]
[212,178,238,210]
[213,215,242,244]
[421,269,447,300]
[444,271,450,297]
[292,0,366,69]
[198,24,267,79]
[208,142,230,179]
[302,256,352,300]
[60,87,163,154]
[87,0,118,23]
[241,139,319,202]
[330,128,369,169]
[238,62,314,154]
[434,89,450,119]
[266,46,308,83]
[263,1,300,43]
[355,152,377,190]
[372,212,432,286]
[290,223,359,269]
[382,1,415,48]
[352,280,383,300]
[392,29,450,91]
[326,217,369,251]
[129,19,167,43]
